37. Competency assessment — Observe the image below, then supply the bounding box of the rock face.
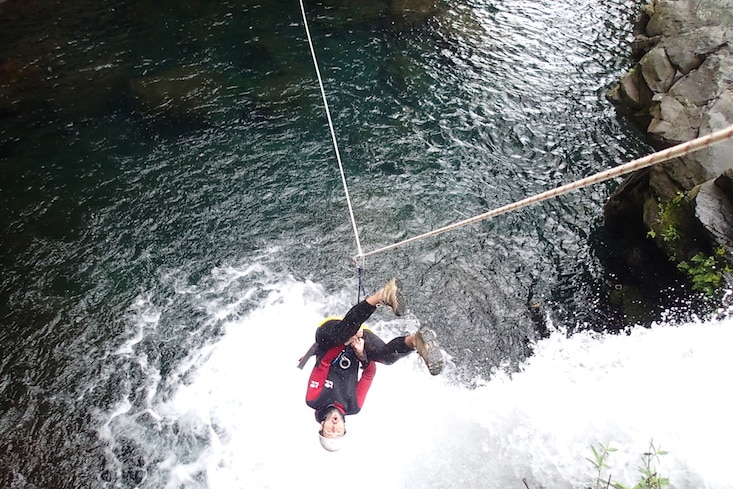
[605,0,733,302]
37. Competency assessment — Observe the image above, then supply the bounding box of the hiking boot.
[380,278,406,316]
[414,327,444,375]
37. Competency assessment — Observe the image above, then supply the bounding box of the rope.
[356,124,733,260]
[298,0,363,258]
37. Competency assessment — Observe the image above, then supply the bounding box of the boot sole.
[417,328,444,375]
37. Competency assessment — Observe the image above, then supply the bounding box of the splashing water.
[101,266,732,489]
[2,1,727,488]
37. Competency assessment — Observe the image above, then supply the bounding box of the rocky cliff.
[605,0,733,309]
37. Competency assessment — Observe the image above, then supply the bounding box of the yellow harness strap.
[317,316,371,332]
[298,317,370,369]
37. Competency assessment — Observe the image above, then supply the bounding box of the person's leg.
[316,278,405,348]
[363,328,445,374]
[363,329,413,365]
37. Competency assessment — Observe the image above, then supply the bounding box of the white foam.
[115,269,733,489]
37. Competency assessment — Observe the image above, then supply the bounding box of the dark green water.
[0,0,662,487]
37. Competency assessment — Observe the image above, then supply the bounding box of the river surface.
[1,1,730,488]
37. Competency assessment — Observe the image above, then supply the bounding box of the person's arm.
[355,361,376,409]
[316,300,377,347]
[351,335,374,408]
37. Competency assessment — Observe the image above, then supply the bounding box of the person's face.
[320,409,345,438]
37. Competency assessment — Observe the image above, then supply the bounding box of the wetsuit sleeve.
[316,301,377,348]
[355,362,376,409]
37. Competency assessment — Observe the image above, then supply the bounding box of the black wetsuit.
[305,300,413,422]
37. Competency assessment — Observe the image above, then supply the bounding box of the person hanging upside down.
[297,278,444,452]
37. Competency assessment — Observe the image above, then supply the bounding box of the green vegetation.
[677,247,732,297]
[646,192,684,246]
[647,193,731,298]
[587,442,616,489]
[587,441,669,489]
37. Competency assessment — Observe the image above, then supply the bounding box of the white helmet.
[318,432,345,452]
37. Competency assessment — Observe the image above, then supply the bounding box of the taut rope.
[296,2,733,269]
[356,125,733,261]
[298,0,364,260]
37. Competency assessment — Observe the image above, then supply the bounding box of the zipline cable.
[357,124,733,261]
[298,0,364,259]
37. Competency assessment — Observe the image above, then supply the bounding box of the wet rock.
[716,168,733,200]
[607,0,733,148]
[647,95,701,143]
[640,45,677,93]
[693,171,733,250]
[695,90,733,177]
[605,0,733,304]
[664,25,728,74]
[606,72,654,134]
[632,34,662,59]
[648,156,706,197]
